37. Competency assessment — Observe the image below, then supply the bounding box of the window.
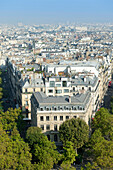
[89,87,91,91]
[66,116,69,120]
[46,108,49,111]
[54,116,57,121]
[47,135,50,140]
[54,124,57,131]
[46,116,49,121]
[56,84,61,87]
[73,87,75,91]
[50,81,55,87]
[64,89,69,93]
[40,116,44,121]
[41,88,43,92]
[60,107,63,110]
[82,87,84,90]
[73,107,77,110]
[74,116,77,118]
[25,89,27,93]
[33,88,35,92]
[25,95,28,99]
[25,101,28,105]
[66,107,69,110]
[60,116,63,121]
[48,89,53,93]
[46,125,50,130]
[54,134,58,142]
[55,90,62,94]
[40,108,43,111]
[54,107,57,111]
[62,81,67,87]
[40,125,44,130]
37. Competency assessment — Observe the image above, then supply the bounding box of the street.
[1,66,16,112]
[103,80,113,110]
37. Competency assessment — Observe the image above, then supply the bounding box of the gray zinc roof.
[33,91,91,107]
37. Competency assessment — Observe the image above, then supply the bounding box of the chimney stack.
[69,96,71,103]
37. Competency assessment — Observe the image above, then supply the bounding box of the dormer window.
[66,107,69,110]
[46,107,49,111]
[54,107,57,111]
[60,107,63,110]
[73,107,77,110]
[40,108,43,111]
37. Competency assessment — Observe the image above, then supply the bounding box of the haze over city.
[0,0,113,24]
[1,0,113,169]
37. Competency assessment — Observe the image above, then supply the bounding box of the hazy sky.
[0,0,113,24]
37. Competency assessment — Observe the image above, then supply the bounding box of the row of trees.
[1,107,113,169]
[1,69,113,169]
[0,69,60,169]
[58,107,113,169]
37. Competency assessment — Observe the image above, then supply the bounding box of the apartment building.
[31,91,92,144]
[6,58,45,118]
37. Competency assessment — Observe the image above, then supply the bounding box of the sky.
[0,0,113,24]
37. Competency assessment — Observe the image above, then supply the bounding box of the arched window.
[54,134,58,142]
[47,135,50,141]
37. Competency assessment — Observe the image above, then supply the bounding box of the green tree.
[0,108,21,131]
[92,108,113,140]
[0,123,32,170]
[0,108,26,134]
[59,118,89,152]
[26,126,60,170]
[87,129,113,169]
[61,141,77,168]
[83,162,101,170]
[26,126,42,147]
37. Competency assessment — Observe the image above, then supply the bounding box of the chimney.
[69,96,71,103]
[84,76,86,82]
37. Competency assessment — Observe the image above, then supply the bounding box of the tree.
[61,141,77,169]
[86,129,113,169]
[0,108,21,132]
[0,123,32,170]
[59,118,89,152]
[26,126,42,147]
[26,127,60,170]
[92,108,113,140]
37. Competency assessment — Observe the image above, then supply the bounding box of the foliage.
[61,141,77,168]
[59,118,89,150]
[83,162,101,170]
[0,123,32,170]
[60,162,76,170]
[26,126,60,169]
[0,108,21,131]
[86,129,113,169]
[92,108,113,140]
[26,126,42,147]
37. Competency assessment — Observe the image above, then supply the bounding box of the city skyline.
[0,0,113,24]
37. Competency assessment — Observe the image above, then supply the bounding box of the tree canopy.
[59,118,89,149]
[92,107,113,140]
[0,123,32,170]
[26,126,60,170]
[87,129,113,169]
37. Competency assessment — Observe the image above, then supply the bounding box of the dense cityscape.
[0,23,113,169]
